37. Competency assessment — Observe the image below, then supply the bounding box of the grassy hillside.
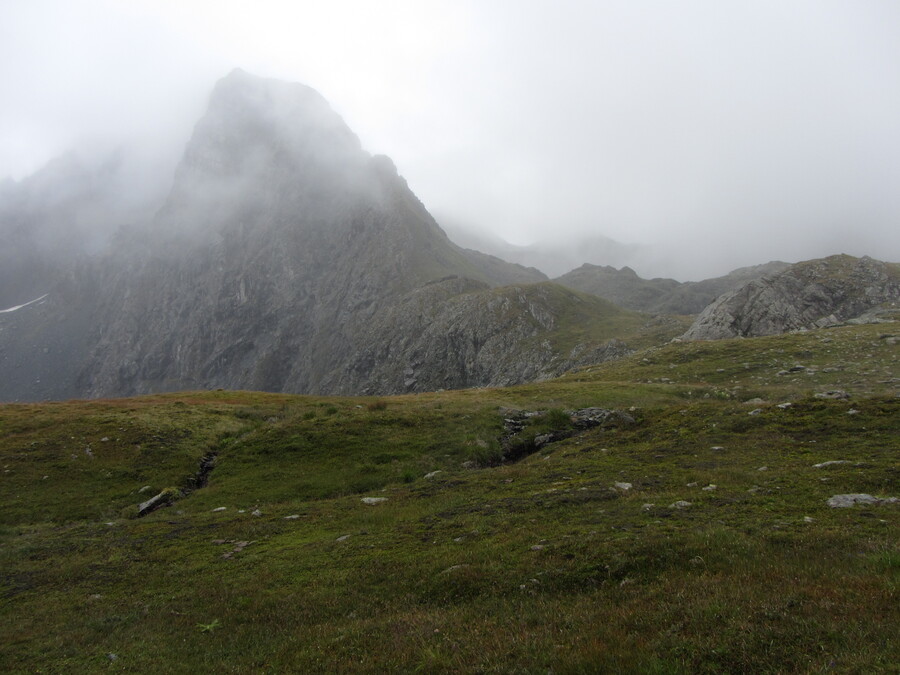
[1,323,897,672]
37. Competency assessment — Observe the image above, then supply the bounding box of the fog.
[2,0,899,280]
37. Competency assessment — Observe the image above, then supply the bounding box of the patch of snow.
[0,294,48,314]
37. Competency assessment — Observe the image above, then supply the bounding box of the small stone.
[284,514,301,519]
[212,507,227,512]
[702,484,717,491]
[212,539,227,545]
[101,437,110,442]
[710,446,724,451]
[686,482,698,487]
[776,402,792,409]
[424,470,442,479]
[814,390,850,400]
[137,485,152,493]
[748,408,762,416]
[440,564,470,574]
[107,654,118,662]
[803,516,814,523]
[812,460,850,468]
[847,409,860,415]
[251,509,262,517]
[641,503,654,511]
[614,482,632,491]
[670,500,692,509]
[361,497,387,505]
[138,490,173,516]
[335,534,352,542]
[757,466,768,471]
[530,544,545,551]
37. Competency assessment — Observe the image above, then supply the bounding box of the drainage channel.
[136,449,218,517]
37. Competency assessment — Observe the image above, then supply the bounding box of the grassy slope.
[0,323,897,673]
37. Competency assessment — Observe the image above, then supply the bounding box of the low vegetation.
[1,323,897,672]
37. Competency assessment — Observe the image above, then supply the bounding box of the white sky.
[1,0,899,279]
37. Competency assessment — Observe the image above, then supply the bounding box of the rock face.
[682,255,900,340]
[554,261,790,314]
[335,279,637,394]
[0,70,634,402]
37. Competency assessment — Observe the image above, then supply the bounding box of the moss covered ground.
[1,323,897,672]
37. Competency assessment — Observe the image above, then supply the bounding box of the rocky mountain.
[554,261,790,314]
[0,70,638,402]
[682,254,900,340]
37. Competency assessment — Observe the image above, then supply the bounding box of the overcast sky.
[2,0,899,279]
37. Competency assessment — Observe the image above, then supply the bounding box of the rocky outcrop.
[682,255,900,340]
[334,280,637,394]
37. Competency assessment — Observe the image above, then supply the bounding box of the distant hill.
[555,261,790,314]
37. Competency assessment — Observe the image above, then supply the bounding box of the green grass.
[0,325,897,672]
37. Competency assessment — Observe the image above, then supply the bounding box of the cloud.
[1,0,898,279]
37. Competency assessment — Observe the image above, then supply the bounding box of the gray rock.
[360,497,387,505]
[826,493,898,508]
[137,490,174,516]
[669,500,692,509]
[812,460,850,468]
[614,482,632,491]
[423,470,442,479]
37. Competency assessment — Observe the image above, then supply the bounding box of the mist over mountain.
[0,71,630,402]
[0,149,166,308]
[440,219,644,280]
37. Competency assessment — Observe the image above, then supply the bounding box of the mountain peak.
[178,69,363,182]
